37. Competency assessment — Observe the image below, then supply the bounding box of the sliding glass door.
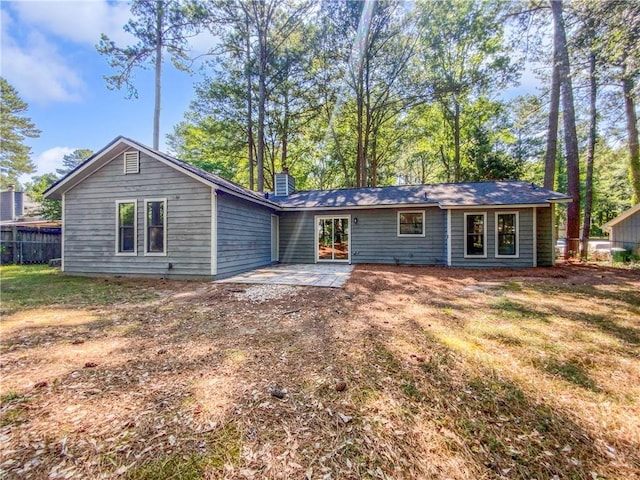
[316,216,350,262]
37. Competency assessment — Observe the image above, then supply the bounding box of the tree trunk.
[581,48,597,259]
[544,41,561,190]
[256,24,267,192]
[153,1,164,150]
[281,88,289,170]
[245,12,255,191]
[453,99,461,182]
[364,55,372,187]
[356,74,364,187]
[623,62,640,203]
[551,0,581,259]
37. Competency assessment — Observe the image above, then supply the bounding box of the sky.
[2,0,542,187]
[1,0,212,185]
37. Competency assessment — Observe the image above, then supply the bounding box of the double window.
[462,211,520,259]
[398,211,425,237]
[115,199,167,256]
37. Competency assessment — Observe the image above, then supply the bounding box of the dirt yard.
[1,264,639,479]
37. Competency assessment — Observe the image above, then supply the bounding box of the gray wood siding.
[279,211,316,263]
[536,205,554,266]
[279,207,446,265]
[449,208,535,268]
[611,211,640,251]
[216,193,275,278]
[64,149,212,278]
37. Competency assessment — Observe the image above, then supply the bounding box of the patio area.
[217,263,354,288]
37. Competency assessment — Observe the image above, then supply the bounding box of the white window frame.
[397,210,426,237]
[124,151,140,174]
[495,211,520,258]
[144,198,167,256]
[464,212,487,258]
[115,199,137,256]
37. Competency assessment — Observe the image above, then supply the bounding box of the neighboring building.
[45,137,571,279]
[602,204,640,254]
[0,185,24,221]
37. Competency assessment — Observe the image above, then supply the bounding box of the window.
[496,212,519,257]
[124,151,139,174]
[116,200,136,255]
[145,199,166,255]
[464,212,486,257]
[398,211,425,237]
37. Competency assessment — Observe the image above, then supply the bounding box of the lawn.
[1,264,639,479]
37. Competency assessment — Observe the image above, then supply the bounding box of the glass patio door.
[317,216,350,262]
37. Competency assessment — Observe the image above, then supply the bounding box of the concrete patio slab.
[217,263,354,288]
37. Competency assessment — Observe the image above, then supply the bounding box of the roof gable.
[602,203,640,231]
[44,137,278,209]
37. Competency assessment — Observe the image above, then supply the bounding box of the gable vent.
[124,151,140,174]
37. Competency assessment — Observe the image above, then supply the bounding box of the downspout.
[61,193,66,272]
[446,209,452,266]
[211,188,217,276]
[532,207,537,267]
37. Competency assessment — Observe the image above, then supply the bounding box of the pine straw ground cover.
[0,263,639,480]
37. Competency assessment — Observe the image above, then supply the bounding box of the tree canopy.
[0,77,41,189]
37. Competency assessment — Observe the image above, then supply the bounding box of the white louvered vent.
[124,151,140,174]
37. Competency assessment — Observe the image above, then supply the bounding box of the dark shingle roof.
[44,136,570,210]
[271,181,570,209]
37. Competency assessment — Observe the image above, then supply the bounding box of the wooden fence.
[0,226,61,265]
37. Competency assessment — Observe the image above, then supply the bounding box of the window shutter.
[124,151,140,174]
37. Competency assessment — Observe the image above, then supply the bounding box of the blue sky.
[1,0,212,184]
[2,1,541,186]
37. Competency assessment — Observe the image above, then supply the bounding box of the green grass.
[0,265,158,314]
[0,408,27,427]
[126,423,242,480]
[127,453,206,480]
[0,391,27,405]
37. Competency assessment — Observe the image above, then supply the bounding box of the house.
[602,203,640,254]
[1,185,24,222]
[44,137,571,279]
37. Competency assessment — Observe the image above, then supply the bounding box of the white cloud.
[33,146,75,175]
[18,146,74,186]
[1,9,85,104]
[11,0,134,46]
[2,36,84,104]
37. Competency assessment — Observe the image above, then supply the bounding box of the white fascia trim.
[444,203,550,210]
[494,211,520,259]
[115,199,137,256]
[282,202,438,212]
[144,198,167,256]
[532,207,537,267]
[446,209,451,266]
[463,211,487,259]
[211,189,217,276]
[549,198,573,204]
[61,193,65,271]
[397,210,426,237]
